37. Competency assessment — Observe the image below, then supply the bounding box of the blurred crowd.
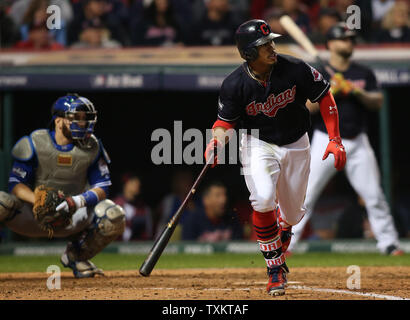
[110,169,250,243]
[0,0,409,50]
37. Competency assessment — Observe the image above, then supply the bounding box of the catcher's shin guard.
[0,191,22,222]
[61,200,125,278]
[60,252,104,278]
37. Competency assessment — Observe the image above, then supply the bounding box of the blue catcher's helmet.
[51,93,98,147]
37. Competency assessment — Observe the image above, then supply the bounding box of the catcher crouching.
[0,94,125,278]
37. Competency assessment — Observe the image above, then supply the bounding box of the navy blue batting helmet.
[235,19,281,61]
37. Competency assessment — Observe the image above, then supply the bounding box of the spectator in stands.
[264,9,292,43]
[371,0,396,29]
[377,0,410,43]
[70,18,122,48]
[0,3,21,48]
[8,0,73,27]
[261,0,311,43]
[309,7,341,44]
[130,0,183,46]
[332,0,355,21]
[281,0,311,34]
[18,0,67,47]
[189,0,239,46]
[13,20,64,50]
[113,173,153,241]
[182,181,243,241]
[67,0,128,46]
[331,0,373,42]
[155,169,202,240]
[249,0,269,20]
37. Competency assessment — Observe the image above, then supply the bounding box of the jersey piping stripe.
[310,82,330,103]
[91,181,112,188]
[217,115,241,122]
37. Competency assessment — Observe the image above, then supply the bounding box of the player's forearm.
[89,187,106,201]
[306,100,320,113]
[11,183,35,205]
[319,91,341,140]
[211,119,237,145]
[212,127,230,145]
[353,89,383,111]
[76,187,106,208]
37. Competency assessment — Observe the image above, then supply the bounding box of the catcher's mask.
[51,94,97,148]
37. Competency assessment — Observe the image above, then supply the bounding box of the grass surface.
[0,252,409,273]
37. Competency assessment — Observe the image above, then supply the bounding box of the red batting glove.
[204,138,223,168]
[322,137,346,171]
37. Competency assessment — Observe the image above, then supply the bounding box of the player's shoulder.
[276,54,315,76]
[277,53,308,67]
[221,64,248,90]
[90,134,111,164]
[350,62,375,75]
[11,129,48,161]
[30,128,49,139]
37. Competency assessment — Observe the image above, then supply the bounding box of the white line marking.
[289,285,410,300]
[233,281,301,285]
[142,286,409,300]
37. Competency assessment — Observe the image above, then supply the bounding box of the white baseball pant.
[288,129,400,253]
[240,132,311,225]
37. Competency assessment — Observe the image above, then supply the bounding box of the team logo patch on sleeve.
[12,166,27,179]
[57,154,72,166]
[310,66,323,82]
[98,158,109,176]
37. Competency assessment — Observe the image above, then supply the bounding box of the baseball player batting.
[288,23,403,256]
[204,19,346,296]
[0,94,126,277]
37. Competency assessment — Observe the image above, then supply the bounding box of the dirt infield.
[0,266,409,300]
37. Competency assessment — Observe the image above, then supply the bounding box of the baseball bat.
[279,15,334,76]
[139,157,213,277]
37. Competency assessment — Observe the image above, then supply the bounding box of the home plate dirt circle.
[0,266,409,300]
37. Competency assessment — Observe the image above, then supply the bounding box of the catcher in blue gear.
[0,94,125,278]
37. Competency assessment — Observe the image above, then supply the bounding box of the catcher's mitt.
[32,185,73,238]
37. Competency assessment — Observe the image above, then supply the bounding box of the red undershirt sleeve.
[318,90,341,140]
[212,119,237,130]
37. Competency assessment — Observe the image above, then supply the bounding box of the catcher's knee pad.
[66,199,125,261]
[0,191,22,222]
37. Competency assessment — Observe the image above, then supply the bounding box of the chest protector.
[30,130,99,196]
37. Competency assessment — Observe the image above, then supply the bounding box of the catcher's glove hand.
[32,185,75,238]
